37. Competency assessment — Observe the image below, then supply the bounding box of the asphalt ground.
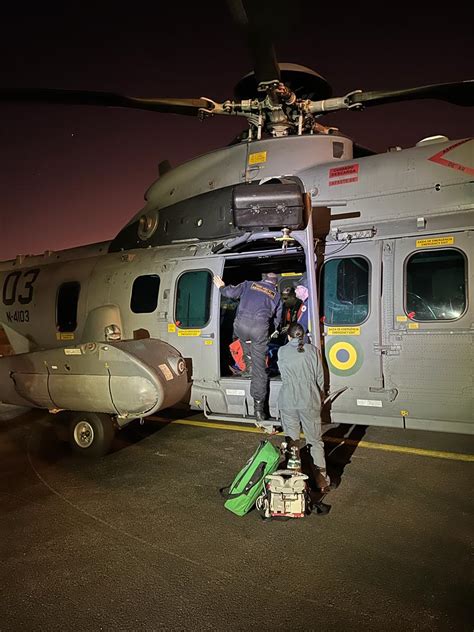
[0,407,473,632]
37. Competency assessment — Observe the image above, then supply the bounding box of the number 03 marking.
[2,269,40,306]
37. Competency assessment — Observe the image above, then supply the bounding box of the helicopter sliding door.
[384,231,473,433]
[167,256,224,386]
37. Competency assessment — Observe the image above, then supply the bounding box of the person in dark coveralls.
[213,272,282,424]
[277,322,330,492]
[279,286,303,336]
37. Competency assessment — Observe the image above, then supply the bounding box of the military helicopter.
[0,1,473,456]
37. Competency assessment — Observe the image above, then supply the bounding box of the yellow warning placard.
[248,151,267,165]
[204,340,214,345]
[396,315,408,322]
[327,327,361,336]
[416,236,454,248]
[167,323,176,333]
[57,332,75,340]
[408,322,419,329]
[178,329,202,337]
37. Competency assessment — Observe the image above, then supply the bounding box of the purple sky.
[0,4,472,261]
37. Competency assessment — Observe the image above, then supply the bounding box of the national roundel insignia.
[325,337,363,376]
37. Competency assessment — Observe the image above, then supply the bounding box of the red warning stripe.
[428,139,474,175]
[328,163,359,186]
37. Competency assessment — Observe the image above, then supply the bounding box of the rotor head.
[234,63,332,101]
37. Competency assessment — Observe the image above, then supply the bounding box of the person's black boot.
[254,400,268,422]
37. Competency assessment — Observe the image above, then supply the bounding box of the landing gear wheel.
[68,412,115,458]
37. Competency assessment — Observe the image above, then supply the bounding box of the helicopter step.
[200,377,283,428]
[0,338,190,454]
[203,406,281,428]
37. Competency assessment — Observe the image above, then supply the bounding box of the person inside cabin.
[267,285,303,373]
[294,274,311,343]
[280,286,303,337]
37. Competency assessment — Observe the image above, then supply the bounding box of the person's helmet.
[262,272,278,284]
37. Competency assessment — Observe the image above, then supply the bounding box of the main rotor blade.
[247,30,280,86]
[227,0,301,85]
[347,80,474,109]
[0,89,209,116]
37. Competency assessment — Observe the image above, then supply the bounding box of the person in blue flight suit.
[213,272,282,424]
[277,322,330,492]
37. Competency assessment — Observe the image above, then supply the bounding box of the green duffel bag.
[221,440,281,516]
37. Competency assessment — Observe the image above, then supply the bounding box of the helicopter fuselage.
[1,134,472,440]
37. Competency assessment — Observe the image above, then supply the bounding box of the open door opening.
[219,251,308,380]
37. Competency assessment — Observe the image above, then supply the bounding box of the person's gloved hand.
[270,330,280,340]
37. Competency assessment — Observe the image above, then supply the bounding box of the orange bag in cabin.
[229,339,246,371]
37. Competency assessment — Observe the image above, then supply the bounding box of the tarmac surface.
[0,406,473,631]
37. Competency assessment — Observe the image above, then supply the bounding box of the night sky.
[0,4,472,261]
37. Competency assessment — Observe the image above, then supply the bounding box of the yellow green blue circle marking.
[325,337,363,376]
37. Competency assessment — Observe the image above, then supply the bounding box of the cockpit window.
[406,249,466,321]
[320,257,370,325]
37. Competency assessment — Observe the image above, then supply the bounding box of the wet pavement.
[0,408,473,631]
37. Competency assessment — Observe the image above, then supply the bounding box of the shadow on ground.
[25,407,204,462]
[297,423,367,513]
[110,409,200,454]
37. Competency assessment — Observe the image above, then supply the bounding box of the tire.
[68,412,115,458]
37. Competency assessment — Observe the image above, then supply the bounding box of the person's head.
[288,323,304,339]
[287,322,305,352]
[262,272,278,285]
[281,286,298,306]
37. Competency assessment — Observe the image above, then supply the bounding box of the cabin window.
[175,270,212,328]
[405,249,466,321]
[130,274,161,313]
[320,257,370,325]
[56,282,80,332]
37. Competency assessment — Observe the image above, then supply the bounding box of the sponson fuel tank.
[0,338,189,421]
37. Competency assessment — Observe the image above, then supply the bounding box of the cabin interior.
[219,250,307,379]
